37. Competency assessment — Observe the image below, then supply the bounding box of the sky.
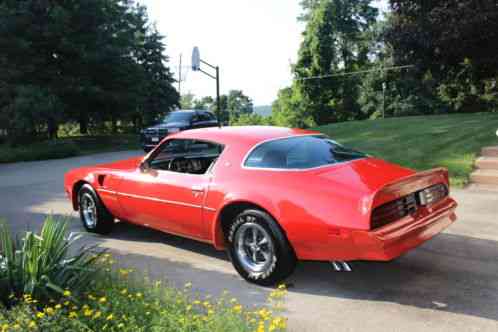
[140,0,389,106]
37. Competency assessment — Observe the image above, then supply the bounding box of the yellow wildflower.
[99,297,107,303]
[36,312,45,319]
[233,304,243,314]
[28,321,36,329]
[63,290,71,297]
[94,311,102,319]
[45,307,55,316]
[69,312,78,319]
[106,314,114,321]
[55,304,62,310]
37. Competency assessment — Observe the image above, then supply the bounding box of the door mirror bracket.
[140,159,151,173]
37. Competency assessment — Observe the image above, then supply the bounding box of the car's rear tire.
[78,184,114,234]
[227,209,296,286]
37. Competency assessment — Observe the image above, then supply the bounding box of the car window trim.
[241,134,366,172]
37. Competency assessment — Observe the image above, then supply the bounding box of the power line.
[295,64,415,81]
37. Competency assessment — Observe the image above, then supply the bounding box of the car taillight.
[371,193,418,229]
[418,183,448,206]
[371,183,448,229]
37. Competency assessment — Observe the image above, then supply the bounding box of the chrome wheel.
[81,193,97,229]
[234,221,275,275]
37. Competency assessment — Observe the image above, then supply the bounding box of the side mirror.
[139,159,151,173]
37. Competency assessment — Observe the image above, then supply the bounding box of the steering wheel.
[168,157,190,172]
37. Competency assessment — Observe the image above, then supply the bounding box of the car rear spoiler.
[370,167,450,210]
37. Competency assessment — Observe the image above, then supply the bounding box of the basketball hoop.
[192,47,200,71]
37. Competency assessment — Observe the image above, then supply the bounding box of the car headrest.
[261,150,287,168]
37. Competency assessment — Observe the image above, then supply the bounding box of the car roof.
[172,109,213,114]
[173,126,319,146]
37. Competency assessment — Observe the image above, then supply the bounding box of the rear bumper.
[350,198,457,261]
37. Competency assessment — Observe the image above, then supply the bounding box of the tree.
[180,93,195,109]
[272,86,314,128]
[294,0,378,125]
[136,24,179,127]
[385,0,498,113]
[0,0,179,140]
[193,96,214,110]
[297,0,321,22]
[226,90,253,122]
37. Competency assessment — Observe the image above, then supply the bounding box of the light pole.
[382,82,386,119]
[192,47,222,127]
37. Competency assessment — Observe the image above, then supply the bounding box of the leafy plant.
[0,217,103,304]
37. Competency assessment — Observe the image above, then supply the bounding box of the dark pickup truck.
[140,110,219,152]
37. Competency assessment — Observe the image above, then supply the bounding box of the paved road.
[1,151,498,332]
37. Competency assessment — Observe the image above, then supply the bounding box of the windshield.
[162,112,193,123]
[244,135,366,169]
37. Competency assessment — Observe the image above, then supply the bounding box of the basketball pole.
[192,47,222,128]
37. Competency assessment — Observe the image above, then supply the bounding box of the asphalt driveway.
[1,151,497,332]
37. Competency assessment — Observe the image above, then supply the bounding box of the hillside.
[317,113,498,186]
[253,105,272,117]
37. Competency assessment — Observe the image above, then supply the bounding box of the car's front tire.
[78,184,114,234]
[227,209,296,286]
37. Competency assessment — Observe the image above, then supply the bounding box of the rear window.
[244,135,366,169]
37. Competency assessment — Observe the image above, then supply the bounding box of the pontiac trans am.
[64,126,457,285]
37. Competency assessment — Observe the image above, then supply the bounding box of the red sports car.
[64,126,457,285]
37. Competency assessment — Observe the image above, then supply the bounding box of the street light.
[192,47,222,127]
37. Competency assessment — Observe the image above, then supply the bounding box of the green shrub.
[0,217,103,305]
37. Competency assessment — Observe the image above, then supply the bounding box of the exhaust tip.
[331,261,352,272]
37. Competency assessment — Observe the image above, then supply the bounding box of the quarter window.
[244,135,365,169]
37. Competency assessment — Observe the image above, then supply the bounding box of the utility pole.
[178,54,182,97]
[382,82,386,119]
[216,66,221,124]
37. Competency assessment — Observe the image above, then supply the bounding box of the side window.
[149,139,224,174]
[205,112,216,121]
[244,136,365,169]
[197,112,213,122]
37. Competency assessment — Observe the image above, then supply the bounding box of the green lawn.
[0,135,140,164]
[317,113,498,187]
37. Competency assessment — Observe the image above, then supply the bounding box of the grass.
[0,135,140,164]
[0,217,288,332]
[316,112,498,186]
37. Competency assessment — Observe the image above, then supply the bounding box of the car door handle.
[191,185,204,193]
